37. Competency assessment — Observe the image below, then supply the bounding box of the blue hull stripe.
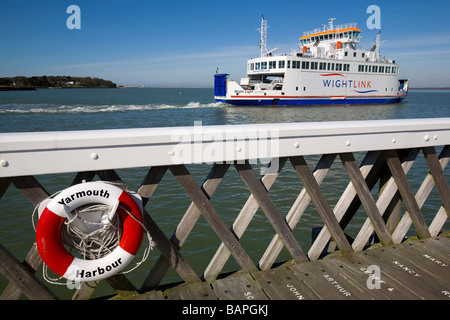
[215,96,405,106]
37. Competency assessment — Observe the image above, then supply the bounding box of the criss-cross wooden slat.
[391,146,450,242]
[260,154,336,269]
[308,151,384,259]
[422,146,450,218]
[204,158,288,281]
[351,149,420,250]
[136,165,201,289]
[169,165,258,274]
[383,150,432,239]
[234,161,308,262]
[0,176,50,300]
[140,163,228,290]
[0,145,449,299]
[289,156,353,254]
[339,152,393,246]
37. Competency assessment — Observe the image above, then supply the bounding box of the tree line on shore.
[0,76,117,88]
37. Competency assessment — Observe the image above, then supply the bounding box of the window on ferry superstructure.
[319,62,326,70]
[336,63,342,71]
[302,61,309,69]
[261,62,267,69]
[311,62,318,70]
[278,60,285,68]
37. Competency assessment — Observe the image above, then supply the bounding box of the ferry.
[214,17,409,106]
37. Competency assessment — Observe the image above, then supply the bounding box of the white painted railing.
[1,118,450,177]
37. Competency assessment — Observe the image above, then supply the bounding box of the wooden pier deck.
[131,232,450,300]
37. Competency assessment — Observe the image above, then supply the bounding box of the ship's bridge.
[299,21,361,49]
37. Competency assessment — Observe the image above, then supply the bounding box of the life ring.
[36,181,144,282]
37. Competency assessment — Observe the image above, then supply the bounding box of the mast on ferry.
[258,15,268,57]
[257,15,278,57]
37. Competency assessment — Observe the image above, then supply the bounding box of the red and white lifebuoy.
[36,181,144,282]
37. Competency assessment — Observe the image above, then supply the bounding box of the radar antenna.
[328,18,336,30]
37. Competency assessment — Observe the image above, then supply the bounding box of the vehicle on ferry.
[214,16,409,106]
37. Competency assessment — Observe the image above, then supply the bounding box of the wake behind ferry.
[214,17,409,106]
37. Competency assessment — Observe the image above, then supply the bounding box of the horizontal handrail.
[1,118,450,177]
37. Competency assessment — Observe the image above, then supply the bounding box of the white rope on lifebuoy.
[35,181,149,282]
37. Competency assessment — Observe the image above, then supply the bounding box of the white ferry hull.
[214,95,406,106]
[214,73,408,106]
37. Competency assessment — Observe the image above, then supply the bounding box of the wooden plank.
[260,154,335,270]
[310,151,384,259]
[165,282,217,300]
[360,246,448,299]
[383,150,431,239]
[97,169,191,295]
[71,171,96,185]
[422,146,450,219]
[1,244,43,300]
[138,166,168,206]
[72,281,99,300]
[143,163,229,289]
[11,175,50,206]
[420,235,450,258]
[391,148,449,242]
[212,272,269,300]
[0,243,57,300]
[2,177,50,299]
[290,156,353,254]
[105,274,138,296]
[288,260,368,299]
[97,167,201,289]
[95,170,127,190]
[252,264,318,300]
[141,209,201,284]
[0,178,10,200]
[323,252,422,299]
[379,243,450,281]
[205,158,287,281]
[169,165,258,274]
[234,161,308,263]
[429,207,448,237]
[129,289,166,300]
[339,153,393,246]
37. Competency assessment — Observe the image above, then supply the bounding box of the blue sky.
[1,0,450,87]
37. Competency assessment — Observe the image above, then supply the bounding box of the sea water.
[0,88,449,298]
